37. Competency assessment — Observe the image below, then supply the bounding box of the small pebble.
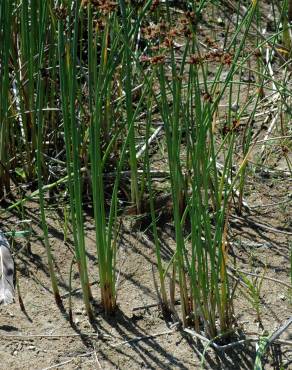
[74,317,80,325]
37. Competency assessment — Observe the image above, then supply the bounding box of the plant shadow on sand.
[1,193,290,369]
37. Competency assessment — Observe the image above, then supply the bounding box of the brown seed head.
[150,54,165,65]
[189,54,201,65]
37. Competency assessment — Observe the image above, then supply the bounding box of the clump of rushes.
[57,2,93,320]
[35,2,61,305]
[2,0,290,342]
[86,0,153,313]
[87,2,119,314]
[149,0,260,337]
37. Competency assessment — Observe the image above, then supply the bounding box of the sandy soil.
[0,166,291,370]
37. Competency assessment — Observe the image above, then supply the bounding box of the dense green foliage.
[0,0,291,340]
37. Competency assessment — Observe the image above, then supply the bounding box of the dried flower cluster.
[142,23,163,41]
[221,119,242,136]
[185,11,197,26]
[142,14,195,44]
[82,0,118,14]
[189,50,233,66]
[140,54,165,65]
